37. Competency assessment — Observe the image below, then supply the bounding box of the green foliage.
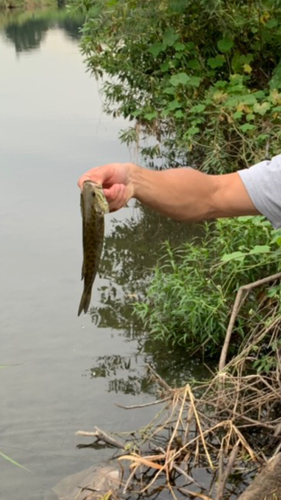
[70,0,281,171]
[134,217,281,356]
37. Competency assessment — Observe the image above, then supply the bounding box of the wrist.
[128,163,144,200]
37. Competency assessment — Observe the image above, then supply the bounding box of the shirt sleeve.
[238,154,281,229]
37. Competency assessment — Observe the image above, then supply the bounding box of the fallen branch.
[219,272,281,371]
[215,441,239,500]
[76,426,125,449]
[115,397,170,410]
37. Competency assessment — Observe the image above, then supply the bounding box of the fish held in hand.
[78,181,109,316]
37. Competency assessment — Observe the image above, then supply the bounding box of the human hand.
[78,162,137,212]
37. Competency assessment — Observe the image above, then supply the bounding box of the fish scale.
[78,181,109,316]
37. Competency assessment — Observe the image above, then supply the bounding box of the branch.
[76,426,125,449]
[115,397,170,410]
[219,272,281,371]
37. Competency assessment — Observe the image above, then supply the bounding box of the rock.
[44,464,121,500]
[237,453,281,500]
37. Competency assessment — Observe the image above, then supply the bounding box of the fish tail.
[77,288,92,316]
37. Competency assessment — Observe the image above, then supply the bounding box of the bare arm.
[78,163,260,222]
[131,166,259,221]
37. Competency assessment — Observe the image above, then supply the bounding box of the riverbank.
[77,314,281,499]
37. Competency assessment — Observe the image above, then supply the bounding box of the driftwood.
[76,426,125,449]
[237,453,281,500]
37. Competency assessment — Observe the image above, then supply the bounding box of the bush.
[134,216,281,356]
[71,0,281,171]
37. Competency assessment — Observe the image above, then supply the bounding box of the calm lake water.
[0,9,206,499]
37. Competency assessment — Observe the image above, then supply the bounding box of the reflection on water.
[89,205,211,393]
[5,18,50,51]
[1,9,83,52]
[90,204,199,333]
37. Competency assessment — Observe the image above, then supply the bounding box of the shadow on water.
[0,7,84,52]
[87,204,213,395]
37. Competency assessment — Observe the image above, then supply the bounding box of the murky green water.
[0,8,208,499]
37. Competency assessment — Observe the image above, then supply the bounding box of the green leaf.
[267,285,281,298]
[174,42,185,51]
[266,19,279,29]
[160,61,169,72]
[170,72,190,86]
[253,101,271,115]
[252,90,266,99]
[237,216,255,222]
[186,59,201,70]
[188,76,202,87]
[243,64,252,74]
[231,53,254,73]
[274,236,281,246]
[175,110,184,118]
[185,41,195,51]
[257,133,270,143]
[249,245,271,255]
[148,43,165,57]
[166,99,182,110]
[185,126,200,137]
[271,230,281,246]
[163,86,175,95]
[131,109,142,117]
[163,28,179,47]
[144,111,158,120]
[240,123,256,132]
[214,80,228,88]
[270,61,281,90]
[217,38,233,53]
[233,111,243,119]
[221,251,245,262]
[175,51,185,60]
[207,55,225,68]
[240,94,257,105]
[190,104,206,113]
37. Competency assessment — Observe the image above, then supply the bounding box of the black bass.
[78,181,109,316]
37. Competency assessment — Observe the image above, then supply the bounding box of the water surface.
[0,10,205,499]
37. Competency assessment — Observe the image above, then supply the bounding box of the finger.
[104,184,127,211]
[77,165,114,190]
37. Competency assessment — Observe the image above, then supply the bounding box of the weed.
[134,216,281,356]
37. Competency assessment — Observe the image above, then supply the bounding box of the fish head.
[83,181,109,215]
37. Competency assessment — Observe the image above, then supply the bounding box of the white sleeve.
[238,154,281,228]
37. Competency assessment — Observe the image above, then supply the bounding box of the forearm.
[130,165,259,222]
[78,162,260,221]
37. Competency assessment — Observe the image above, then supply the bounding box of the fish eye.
[92,192,96,197]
